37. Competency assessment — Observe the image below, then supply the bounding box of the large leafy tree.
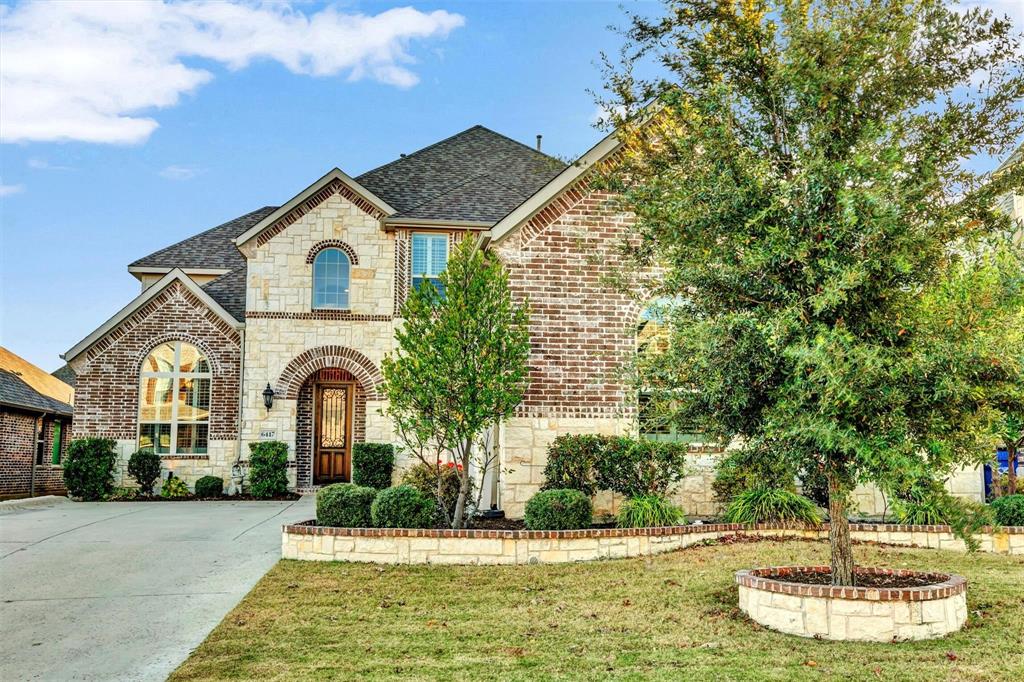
[382,237,531,529]
[602,0,1024,585]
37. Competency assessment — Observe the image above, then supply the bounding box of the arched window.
[313,248,350,309]
[138,341,211,454]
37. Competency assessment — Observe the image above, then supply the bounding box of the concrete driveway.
[0,496,314,681]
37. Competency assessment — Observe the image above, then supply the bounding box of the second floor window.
[411,233,448,297]
[313,248,350,309]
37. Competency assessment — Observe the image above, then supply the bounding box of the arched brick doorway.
[295,368,368,488]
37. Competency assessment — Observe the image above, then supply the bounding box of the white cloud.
[159,165,203,181]
[0,1,465,145]
[27,158,73,171]
[0,181,26,197]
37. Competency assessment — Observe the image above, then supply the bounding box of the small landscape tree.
[602,0,1024,584]
[382,237,531,528]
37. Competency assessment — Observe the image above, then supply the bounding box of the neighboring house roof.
[358,125,564,223]
[52,364,77,389]
[0,347,74,415]
[64,269,243,363]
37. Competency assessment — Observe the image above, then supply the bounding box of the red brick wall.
[0,408,69,498]
[69,280,241,442]
[496,186,640,419]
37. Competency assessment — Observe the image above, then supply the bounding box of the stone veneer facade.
[736,566,968,641]
[282,521,1024,565]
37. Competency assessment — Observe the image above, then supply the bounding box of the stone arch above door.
[277,345,384,400]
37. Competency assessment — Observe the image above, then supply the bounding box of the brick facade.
[68,280,241,487]
[0,408,69,499]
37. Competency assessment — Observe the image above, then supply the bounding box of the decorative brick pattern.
[305,240,359,265]
[254,179,386,248]
[245,311,391,321]
[276,346,384,401]
[736,566,969,641]
[282,521,1024,566]
[295,368,367,488]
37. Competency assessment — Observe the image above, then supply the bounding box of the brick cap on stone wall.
[282,520,1024,540]
[735,566,967,602]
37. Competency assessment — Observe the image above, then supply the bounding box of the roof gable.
[0,346,75,408]
[234,168,396,252]
[63,269,242,363]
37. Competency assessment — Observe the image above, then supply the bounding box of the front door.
[314,382,353,483]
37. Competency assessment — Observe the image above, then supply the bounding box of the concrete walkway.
[0,496,315,681]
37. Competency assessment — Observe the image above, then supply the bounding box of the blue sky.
[0,0,1020,372]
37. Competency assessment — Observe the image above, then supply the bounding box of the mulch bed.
[776,570,939,589]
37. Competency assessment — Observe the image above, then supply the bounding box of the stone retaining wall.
[282,522,1024,565]
[736,566,968,641]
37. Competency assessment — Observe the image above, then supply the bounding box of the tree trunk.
[1008,441,1019,496]
[827,470,855,586]
[451,440,472,530]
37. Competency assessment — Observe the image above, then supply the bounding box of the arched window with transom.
[313,248,351,309]
[138,341,211,454]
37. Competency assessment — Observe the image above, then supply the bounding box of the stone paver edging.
[736,566,969,641]
[282,521,1024,565]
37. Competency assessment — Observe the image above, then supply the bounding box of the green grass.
[171,539,1024,681]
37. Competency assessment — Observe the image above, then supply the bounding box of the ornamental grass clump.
[317,483,378,528]
[723,487,821,525]
[617,494,685,528]
[524,489,593,530]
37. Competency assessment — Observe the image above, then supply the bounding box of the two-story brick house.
[64,126,662,516]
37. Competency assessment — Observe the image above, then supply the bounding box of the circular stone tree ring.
[735,566,967,642]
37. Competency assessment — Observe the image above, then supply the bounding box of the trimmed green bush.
[711,448,795,504]
[63,438,117,500]
[723,487,821,524]
[370,485,436,529]
[541,434,606,496]
[402,461,473,524]
[352,443,395,490]
[524,489,593,530]
[248,441,289,498]
[194,475,224,498]
[317,483,378,527]
[617,494,685,528]
[161,474,190,499]
[127,449,161,495]
[991,494,1024,526]
[596,438,689,497]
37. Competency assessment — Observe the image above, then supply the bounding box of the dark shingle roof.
[52,364,76,389]
[201,268,247,322]
[356,125,565,222]
[0,369,73,416]
[129,206,278,270]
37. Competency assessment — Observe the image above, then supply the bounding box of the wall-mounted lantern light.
[263,383,275,411]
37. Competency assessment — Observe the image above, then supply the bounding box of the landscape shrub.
[541,434,606,496]
[106,487,138,501]
[161,474,190,499]
[370,485,436,529]
[711,448,795,504]
[595,438,688,497]
[524,489,592,530]
[194,475,224,498]
[402,461,473,523]
[317,483,378,527]
[990,494,1024,526]
[352,443,395,489]
[127,449,161,495]
[617,494,685,528]
[723,487,821,524]
[248,441,289,498]
[63,438,117,500]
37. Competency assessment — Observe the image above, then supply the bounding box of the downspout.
[231,326,246,494]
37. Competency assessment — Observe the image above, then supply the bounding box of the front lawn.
[172,539,1024,681]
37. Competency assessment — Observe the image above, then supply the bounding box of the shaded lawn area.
[172,539,1024,681]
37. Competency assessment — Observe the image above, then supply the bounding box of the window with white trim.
[411,232,448,297]
[313,248,351,309]
[138,342,211,454]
